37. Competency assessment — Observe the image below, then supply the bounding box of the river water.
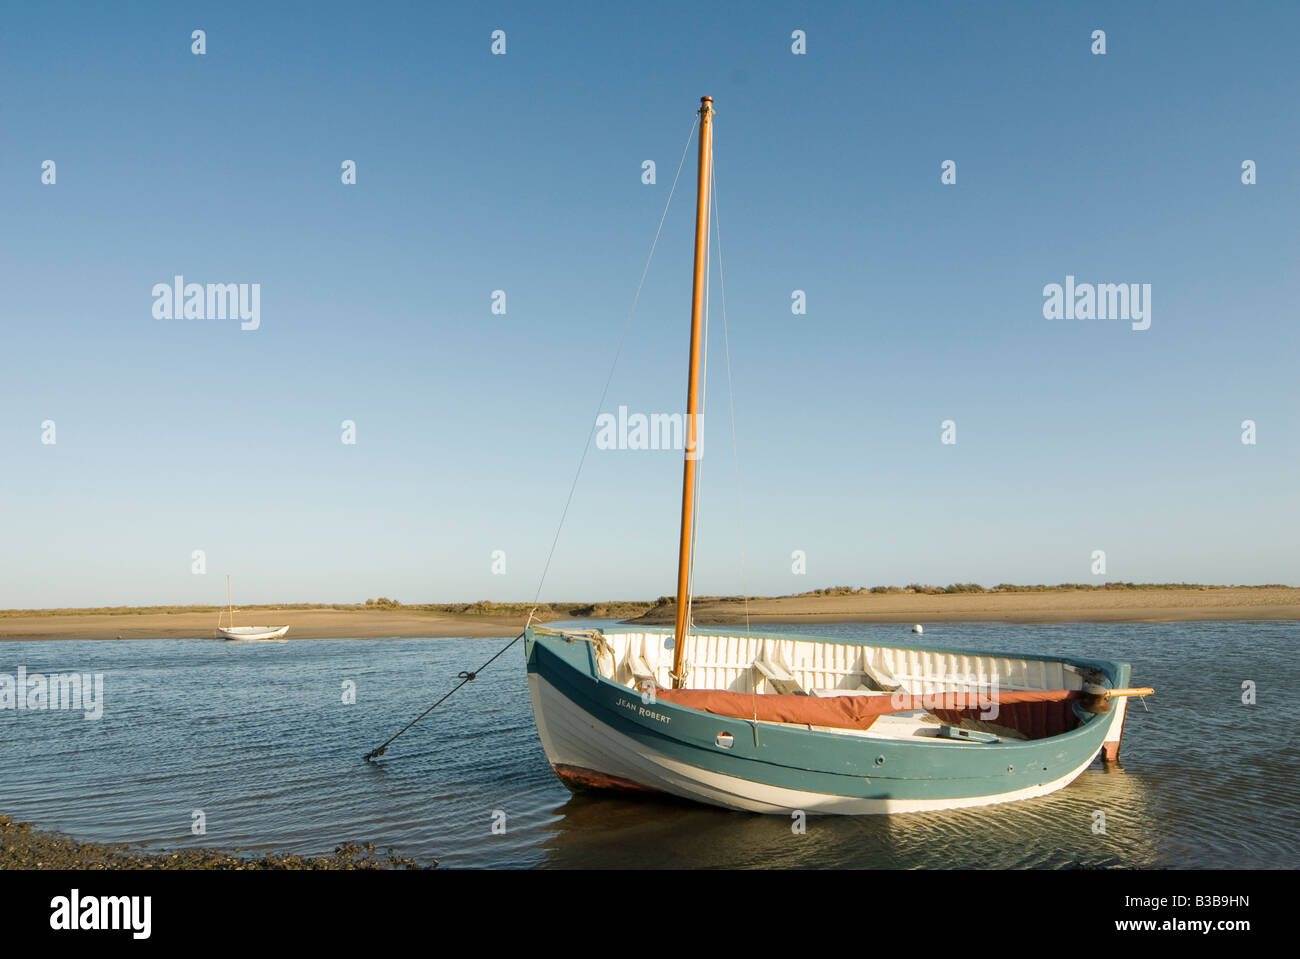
[1,620,1295,868]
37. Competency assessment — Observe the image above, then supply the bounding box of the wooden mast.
[227,575,233,628]
[671,96,714,688]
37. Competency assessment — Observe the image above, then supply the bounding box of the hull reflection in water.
[536,761,1158,869]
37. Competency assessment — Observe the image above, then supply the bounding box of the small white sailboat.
[217,576,289,641]
[220,625,290,641]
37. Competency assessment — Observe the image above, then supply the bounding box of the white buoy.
[912,624,924,634]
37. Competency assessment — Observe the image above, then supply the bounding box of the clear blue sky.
[2,2,1296,608]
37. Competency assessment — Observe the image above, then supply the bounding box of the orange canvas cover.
[653,688,1081,739]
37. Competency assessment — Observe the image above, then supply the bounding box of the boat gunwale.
[535,622,1130,679]
[526,626,1120,756]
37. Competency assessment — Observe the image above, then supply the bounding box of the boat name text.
[616,696,671,724]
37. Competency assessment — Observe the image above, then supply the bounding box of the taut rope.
[363,632,525,761]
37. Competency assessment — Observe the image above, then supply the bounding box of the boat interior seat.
[858,652,904,692]
[752,646,808,696]
[623,636,660,689]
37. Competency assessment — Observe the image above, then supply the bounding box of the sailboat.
[523,97,1152,814]
[217,575,290,641]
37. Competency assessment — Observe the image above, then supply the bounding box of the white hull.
[219,626,290,641]
[528,673,1112,815]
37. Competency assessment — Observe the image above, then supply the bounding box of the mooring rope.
[363,634,524,761]
[363,117,701,763]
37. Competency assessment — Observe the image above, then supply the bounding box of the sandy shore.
[0,607,532,641]
[630,587,1300,626]
[1,587,1296,640]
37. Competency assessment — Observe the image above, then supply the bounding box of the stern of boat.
[1099,662,1133,762]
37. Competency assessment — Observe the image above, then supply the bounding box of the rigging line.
[710,160,752,641]
[708,158,757,738]
[363,116,700,763]
[530,113,700,612]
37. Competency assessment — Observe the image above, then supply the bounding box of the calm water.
[1,620,1296,868]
